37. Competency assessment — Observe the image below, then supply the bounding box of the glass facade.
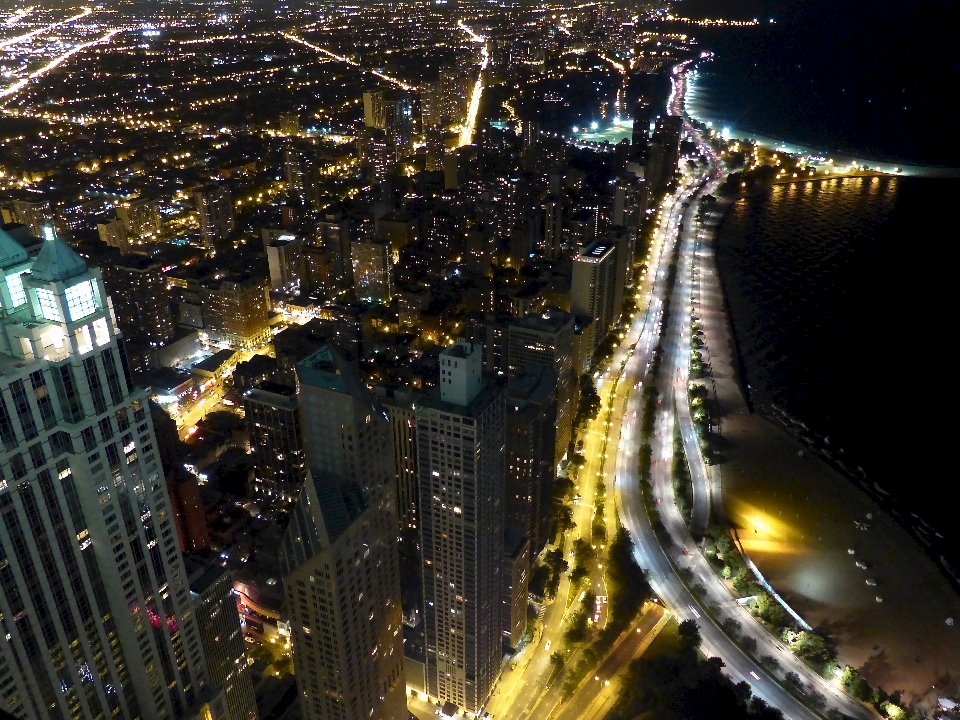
[35,287,62,322]
[65,279,98,321]
[5,269,28,308]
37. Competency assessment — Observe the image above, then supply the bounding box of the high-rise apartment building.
[418,342,504,714]
[266,234,305,295]
[375,385,420,531]
[507,309,574,465]
[242,382,305,513]
[652,115,684,192]
[279,345,406,720]
[571,241,619,350]
[505,365,557,555]
[187,559,258,720]
[201,274,271,350]
[502,529,529,651]
[194,184,235,247]
[0,227,246,719]
[0,199,53,237]
[631,99,651,152]
[364,90,413,154]
[97,217,128,250]
[117,198,163,243]
[99,252,176,348]
[351,237,393,304]
[315,210,353,287]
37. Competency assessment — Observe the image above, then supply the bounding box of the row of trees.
[606,619,787,720]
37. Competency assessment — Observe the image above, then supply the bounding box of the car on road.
[866,578,877,586]
[544,640,551,652]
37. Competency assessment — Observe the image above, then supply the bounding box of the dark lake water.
[715,175,958,574]
[673,0,958,576]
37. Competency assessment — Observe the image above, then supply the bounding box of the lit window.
[93,317,110,346]
[75,325,93,354]
[35,288,62,322]
[5,270,28,307]
[65,280,98,321]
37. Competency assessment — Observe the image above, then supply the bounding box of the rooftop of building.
[419,375,502,418]
[29,227,88,282]
[243,381,298,408]
[575,240,615,262]
[0,225,28,269]
[184,552,230,597]
[192,348,238,374]
[506,365,557,406]
[513,307,573,334]
[441,341,479,360]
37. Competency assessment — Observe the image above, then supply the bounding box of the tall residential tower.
[0,228,253,719]
[417,342,505,714]
[279,346,406,720]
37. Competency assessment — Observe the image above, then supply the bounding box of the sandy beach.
[695,197,960,712]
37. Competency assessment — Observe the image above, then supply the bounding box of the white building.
[0,227,245,719]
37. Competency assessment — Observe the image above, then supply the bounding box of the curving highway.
[605,63,877,720]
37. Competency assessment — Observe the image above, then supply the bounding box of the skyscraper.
[351,236,394,304]
[99,252,176,348]
[201,273,271,350]
[418,342,505,714]
[507,309,574,465]
[571,240,619,350]
[117,198,163,243]
[242,381,305,514]
[0,227,233,718]
[376,385,421,531]
[187,559,258,720]
[505,365,558,555]
[632,99,651,151]
[194,183,235,247]
[279,345,406,720]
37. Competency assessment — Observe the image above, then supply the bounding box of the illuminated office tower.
[417,342,505,714]
[194,183,235,247]
[279,345,406,720]
[0,228,231,719]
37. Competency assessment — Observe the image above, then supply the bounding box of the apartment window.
[5,269,28,307]
[81,427,97,452]
[52,364,85,423]
[28,443,46,469]
[49,431,73,458]
[98,417,113,442]
[84,358,107,415]
[9,379,38,440]
[30,370,57,430]
[101,350,124,405]
[0,395,16,451]
[9,453,27,479]
[65,279,98,321]
[35,287,62,322]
